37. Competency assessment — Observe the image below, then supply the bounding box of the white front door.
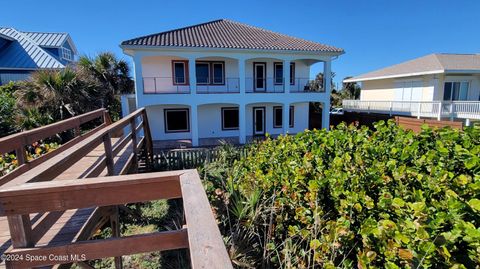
[253,107,265,136]
[253,63,266,92]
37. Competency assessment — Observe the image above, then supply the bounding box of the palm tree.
[77,52,134,95]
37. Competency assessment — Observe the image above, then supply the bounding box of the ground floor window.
[222,107,239,130]
[443,81,469,101]
[164,108,189,132]
[273,106,294,128]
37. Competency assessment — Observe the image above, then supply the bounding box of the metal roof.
[345,53,480,82]
[22,31,77,53]
[121,19,344,53]
[0,27,69,70]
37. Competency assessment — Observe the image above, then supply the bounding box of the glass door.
[253,107,265,136]
[253,63,266,92]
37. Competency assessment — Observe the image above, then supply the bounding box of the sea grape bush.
[205,121,480,268]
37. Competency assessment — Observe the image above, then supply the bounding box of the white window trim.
[212,62,224,85]
[61,47,73,61]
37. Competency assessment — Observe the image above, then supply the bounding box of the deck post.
[141,110,154,165]
[437,102,442,121]
[103,133,115,176]
[110,206,123,269]
[130,119,138,172]
[7,215,33,248]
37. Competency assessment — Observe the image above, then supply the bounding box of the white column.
[239,105,246,144]
[322,60,332,130]
[283,103,290,134]
[191,105,199,147]
[283,60,290,93]
[238,58,246,94]
[188,57,197,94]
[132,55,143,108]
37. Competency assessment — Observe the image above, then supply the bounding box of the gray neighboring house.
[0,27,78,85]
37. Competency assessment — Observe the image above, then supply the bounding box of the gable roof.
[344,53,480,82]
[0,27,72,70]
[22,31,78,54]
[121,19,343,53]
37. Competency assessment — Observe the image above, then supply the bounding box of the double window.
[164,108,189,133]
[273,106,294,128]
[172,61,225,85]
[222,107,239,130]
[196,61,225,85]
[274,62,295,85]
[61,47,73,61]
[443,81,469,101]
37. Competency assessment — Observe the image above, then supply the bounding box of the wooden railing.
[0,108,154,268]
[0,170,232,269]
[0,108,110,186]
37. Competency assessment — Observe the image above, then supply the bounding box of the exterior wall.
[0,70,32,85]
[360,76,435,102]
[360,79,396,101]
[145,102,309,142]
[439,74,480,101]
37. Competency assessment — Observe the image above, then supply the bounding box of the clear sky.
[2,0,479,86]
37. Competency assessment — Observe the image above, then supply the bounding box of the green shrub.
[205,121,480,268]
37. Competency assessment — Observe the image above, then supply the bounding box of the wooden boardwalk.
[0,108,153,268]
[0,108,232,269]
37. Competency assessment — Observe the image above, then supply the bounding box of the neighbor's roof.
[344,53,480,82]
[121,19,344,53]
[0,27,74,70]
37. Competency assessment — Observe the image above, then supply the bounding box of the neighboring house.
[120,19,343,148]
[0,27,77,85]
[343,53,480,123]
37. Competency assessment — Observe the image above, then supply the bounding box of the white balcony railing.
[343,100,480,120]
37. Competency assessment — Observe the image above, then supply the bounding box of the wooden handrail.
[0,109,108,186]
[0,170,233,269]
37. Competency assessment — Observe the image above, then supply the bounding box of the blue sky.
[2,0,479,86]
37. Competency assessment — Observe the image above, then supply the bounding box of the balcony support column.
[239,105,246,144]
[188,57,197,95]
[283,60,290,93]
[132,54,144,107]
[191,105,199,147]
[283,103,290,135]
[322,60,332,130]
[238,58,246,94]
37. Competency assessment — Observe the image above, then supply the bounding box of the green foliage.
[204,121,480,268]
[0,83,18,136]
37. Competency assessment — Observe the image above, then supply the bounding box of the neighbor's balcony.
[343,100,480,120]
[142,77,324,94]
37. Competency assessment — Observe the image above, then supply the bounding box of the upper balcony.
[138,55,329,95]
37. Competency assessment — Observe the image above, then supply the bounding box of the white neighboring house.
[120,19,343,148]
[343,53,480,125]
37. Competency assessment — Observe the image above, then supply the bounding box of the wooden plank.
[103,134,114,176]
[180,170,233,269]
[5,229,189,268]
[0,171,185,216]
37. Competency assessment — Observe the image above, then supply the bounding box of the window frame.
[221,107,239,130]
[164,108,190,133]
[61,47,73,61]
[443,81,470,101]
[273,62,295,85]
[273,106,283,128]
[194,61,225,86]
[195,61,211,85]
[211,62,225,85]
[171,60,189,85]
[289,105,294,128]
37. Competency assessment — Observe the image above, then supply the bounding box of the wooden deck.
[0,107,232,269]
[0,138,134,267]
[0,108,153,268]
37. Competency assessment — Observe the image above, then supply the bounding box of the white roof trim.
[343,70,445,83]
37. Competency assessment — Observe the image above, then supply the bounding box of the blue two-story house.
[0,27,78,85]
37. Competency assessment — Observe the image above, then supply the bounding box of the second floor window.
[443,82,469,101]
[172,61,188,85]
[61,48,73,61]
[274,62,295,85]
[195,61,225,85]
